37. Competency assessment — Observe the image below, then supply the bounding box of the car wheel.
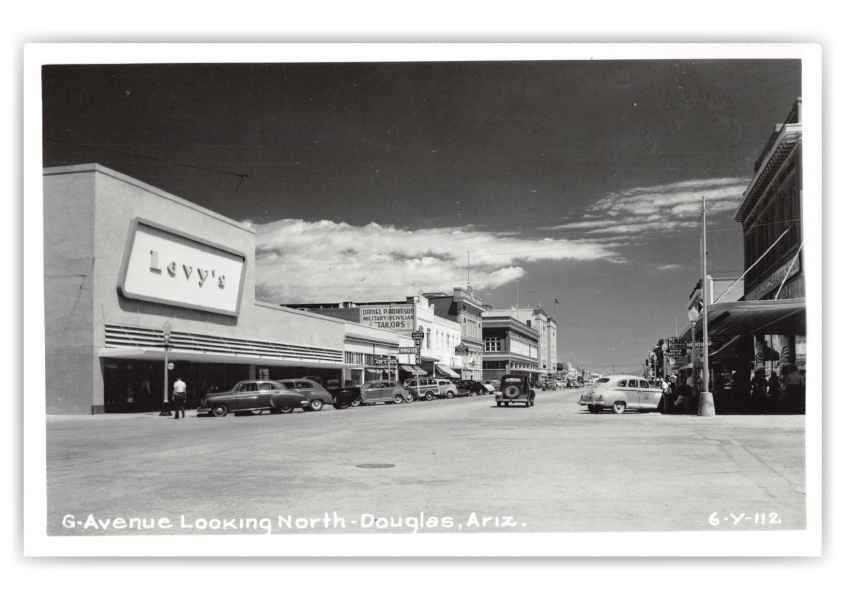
[394,395,405,404]
[425,391,435,401]
[446,391,454,399]
[308,399,324,412]
[249,409,263,416]
[279,406,294,414]
[469,390,477,397]
[588,406,599,414]
[350,398,361,407]
[404,396,414,403]
[612,401,626,414]
[332,402,348,409]
[212,404,228,417]
[496,401,502,407]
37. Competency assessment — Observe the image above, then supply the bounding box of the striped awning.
[435,364,461,378]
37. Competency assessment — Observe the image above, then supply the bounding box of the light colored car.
[403,377,458,401]
[358,380,413,405]
[483,380,501,391]
[578,375,664,414]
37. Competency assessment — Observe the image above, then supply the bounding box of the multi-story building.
[481,313,540,382]
[424,287,485,381]
[284,295,463,380]
[672,99,806,414]
[734,97,805,376]
[482,306,557,376]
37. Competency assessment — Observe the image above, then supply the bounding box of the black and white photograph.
[22,43,822,564]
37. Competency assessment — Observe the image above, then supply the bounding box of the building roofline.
[43,163,256,234]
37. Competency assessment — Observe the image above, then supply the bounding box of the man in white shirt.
[172,378,187,419]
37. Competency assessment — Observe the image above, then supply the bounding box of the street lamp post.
[698,195,715,417]
[688,308,698,415]
[159,321,172,416]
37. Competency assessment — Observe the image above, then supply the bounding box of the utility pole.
[699,195,715,416]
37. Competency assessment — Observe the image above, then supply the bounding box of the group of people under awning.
[656,362,805,416]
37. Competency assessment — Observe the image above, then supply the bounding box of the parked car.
[494,375,536,407]
[277,378,335,412]
[578,375,664,414]
[324,380,361,409]
[198,380,308,417]
[403,377,459,401]
[483,380,501,391]
[358,380,413,405]
[541,379,557,391]
[454,380,491,396]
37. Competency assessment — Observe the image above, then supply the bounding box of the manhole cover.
[356,463,395,469]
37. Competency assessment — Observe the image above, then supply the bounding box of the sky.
[41,57,802,374]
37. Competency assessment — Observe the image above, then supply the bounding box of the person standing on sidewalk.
[784,365,804,414]
[751,369,768,415]
[172,377,187,419]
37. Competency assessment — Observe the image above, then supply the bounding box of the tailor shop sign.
[359,305,415,333]
[117,218,247,316]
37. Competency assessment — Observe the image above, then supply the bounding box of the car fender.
[599,390,626,406]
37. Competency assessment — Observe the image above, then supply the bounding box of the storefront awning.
[435,364,461,378]
[400,365,426,375]
[99,347,361,370]
[692,299,806,338]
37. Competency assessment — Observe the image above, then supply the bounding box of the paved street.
[46,387,806,536]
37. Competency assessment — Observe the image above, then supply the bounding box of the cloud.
[544,177,749,237]
[658,264,681,270]
[253,219,625,302]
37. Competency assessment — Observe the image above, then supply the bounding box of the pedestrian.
[767,371,782,413]
[750,369,768,415]
[172,377,187,419]
[784,365,804,414]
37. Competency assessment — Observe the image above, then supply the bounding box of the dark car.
[277,379,335,412]
[455,380,491,396]
[493,375,536,407]
[198,380,308,417]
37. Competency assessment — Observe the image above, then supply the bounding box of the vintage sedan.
[198,380,308,417]
[455,380,492,396]
[277,379,335,411]
[358,380,413,405]
[578,375,664,414]
[494,374,536,407]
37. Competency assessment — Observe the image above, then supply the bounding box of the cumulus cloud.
[544,177,749,237]
[253,219,624,303]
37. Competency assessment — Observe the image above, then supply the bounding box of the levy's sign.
[360,305,415,333]
[117,218,247,316]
